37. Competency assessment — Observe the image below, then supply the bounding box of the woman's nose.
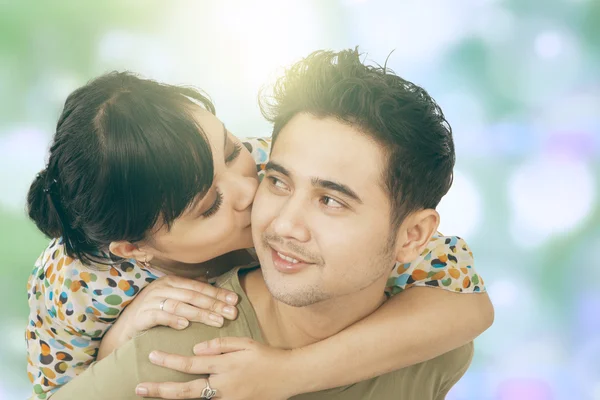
[231,174,258,212]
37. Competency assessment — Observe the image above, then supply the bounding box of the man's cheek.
[251,198,276,240]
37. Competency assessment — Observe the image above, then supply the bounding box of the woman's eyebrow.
[222,124,228,154]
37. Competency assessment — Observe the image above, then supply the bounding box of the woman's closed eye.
[201,189,223,218]
[225,142,242,164]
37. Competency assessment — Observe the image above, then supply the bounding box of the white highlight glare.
[508,156,595,247]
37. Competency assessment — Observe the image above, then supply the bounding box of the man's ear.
[394,209,440,264]
[108,241,153,263]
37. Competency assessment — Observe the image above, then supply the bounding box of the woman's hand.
[135,337,297,400]
[98,276,239,360]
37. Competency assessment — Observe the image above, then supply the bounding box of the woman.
[27,71,492,399]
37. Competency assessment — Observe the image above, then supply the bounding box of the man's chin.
[270,289,328,308]
[262,271,328,307]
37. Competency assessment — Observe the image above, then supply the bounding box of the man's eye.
[268,176,289,191]
[321,196,344,209]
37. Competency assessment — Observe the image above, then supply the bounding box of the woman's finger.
[148,351,220,374]
[154,288,238,321]
[157,299,224,327]
[163,275,239,306]
[136,378,213,399]
[137,310,190,332]
[193,336,256,355]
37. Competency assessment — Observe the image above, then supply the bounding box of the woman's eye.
[321,196,344,209]
[201,189,223,218]
[225,142,242,164]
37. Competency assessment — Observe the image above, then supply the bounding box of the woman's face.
[142,108,258,266]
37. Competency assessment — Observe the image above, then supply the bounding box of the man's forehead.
[275,114,383,160]
[271,114,387,195]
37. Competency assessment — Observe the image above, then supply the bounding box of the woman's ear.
[109,241,153,263]
[393,209,440,264]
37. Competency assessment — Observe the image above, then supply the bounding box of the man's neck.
[242,269,388,349]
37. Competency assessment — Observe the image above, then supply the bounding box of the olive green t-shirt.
[53,267,473,400]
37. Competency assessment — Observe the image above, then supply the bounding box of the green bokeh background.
[1,1,598,399]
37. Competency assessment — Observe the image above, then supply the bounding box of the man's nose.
[271,196,310,243]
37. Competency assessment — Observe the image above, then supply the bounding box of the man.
[52,49,473,399]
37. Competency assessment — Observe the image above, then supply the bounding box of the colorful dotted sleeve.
[242,137,271,181]
[241,137,486,297]
[386,234,485,295]
[25,239,158,399]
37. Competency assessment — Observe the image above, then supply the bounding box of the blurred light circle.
[496,378,554,400]
[508,156,595,247]
[535,31,563,59]
[487,280,518,307]
[437,169,483,237]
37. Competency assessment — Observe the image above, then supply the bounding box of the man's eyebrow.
[312,178,363,204]
[265,161,291,177]
[266,161,362,204]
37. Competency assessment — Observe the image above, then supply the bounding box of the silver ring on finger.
[159,298,167,311]
[200,378,217,399]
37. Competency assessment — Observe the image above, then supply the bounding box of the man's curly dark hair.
[260,48,455,226]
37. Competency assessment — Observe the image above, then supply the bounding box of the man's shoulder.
[130,268,260,382]
[128,323,223,384]
[385,342,474,399]
[292,343,474,400]
[424,342,474,376]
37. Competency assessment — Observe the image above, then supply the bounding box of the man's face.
[251,113,398,307]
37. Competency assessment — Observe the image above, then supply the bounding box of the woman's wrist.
[283,347,322,397]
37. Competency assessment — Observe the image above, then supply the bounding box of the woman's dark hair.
[260,48,455,227]
[27,72,215,264]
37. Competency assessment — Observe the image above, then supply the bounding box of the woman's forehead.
[190,108,226,150]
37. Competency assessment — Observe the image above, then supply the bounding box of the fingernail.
[149,351,159,363]
[223,306,235,316]
[193,342,208,353]
[226,293,238,304]
[136,386,148,396]
[178,318,189,328]
[209,314,223,324]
